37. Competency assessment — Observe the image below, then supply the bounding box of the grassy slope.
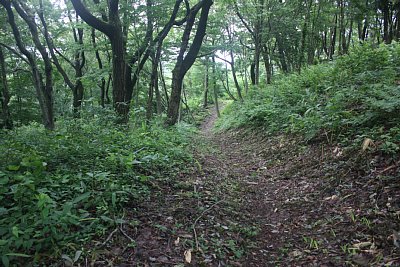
[217,43,400,155]
[214,42,400,265]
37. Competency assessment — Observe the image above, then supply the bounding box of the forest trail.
[106,107,399,266]
[187,106,399,266]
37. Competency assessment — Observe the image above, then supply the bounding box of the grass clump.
[217,42,400,154]
[0,118,194,265]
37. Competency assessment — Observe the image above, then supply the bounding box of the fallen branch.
[192,199,225,251]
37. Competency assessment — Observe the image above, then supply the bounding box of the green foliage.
[218,43,400,154]
[0,118,193,265]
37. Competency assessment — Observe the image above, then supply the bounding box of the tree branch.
[0,43,29,64]
[70,0,114,37]
[234,1,255,38]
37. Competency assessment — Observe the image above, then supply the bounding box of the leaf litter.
[86,107,399,266]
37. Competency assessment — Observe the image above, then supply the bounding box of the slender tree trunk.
[242,46,249,93]
[72,28,85,114]
[261,45,272,83]
[154,46,163,115]
[337,0,344,54]
[253,41,261,85]
[299,0,312,71]
[276,35,289,73]
[167,0,213,126]
[1,0,55,129]
[396,5,400,40]
[203,59,209,108]
[92,29,107,108]
[221,62,237,101]
[0,47,12,129]
[381,0,391,43]
[159,61,169,110]
[329,13,338,60]
[212,56,220,117]
[362,14,369,41]
[146,48,162,120]
[345,19,353,53]
[229,49,243,101]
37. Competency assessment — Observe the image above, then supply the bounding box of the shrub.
[0,118,193,265]
[218,42,400,154]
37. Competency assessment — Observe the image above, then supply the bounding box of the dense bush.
[217,43,400,153]
[0,118,194,265]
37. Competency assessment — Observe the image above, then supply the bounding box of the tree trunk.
[203,59,209,108]
[166,0,213,126]
[159,61,169,110]
[381,0,391,43]
[154,46,163,115]
[396,2,400,41]
[329,13,338,60]
[261,45,272,84]
[276,35,289,73]
[1,0,55,129]
[0,47,12,129]
[92,29,107,108]
[212,56,220,118]
[229,48,243,101]
[220,61,237,101]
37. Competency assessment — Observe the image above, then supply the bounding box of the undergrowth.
[217,42,400,154]
[0,117,195,266]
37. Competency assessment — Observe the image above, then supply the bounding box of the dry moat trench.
[93,108,400,266]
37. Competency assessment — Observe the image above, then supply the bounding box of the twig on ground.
[380,161,400,173]
[119,227,135,243]
[192,199,225,251]
[97,227,118,248]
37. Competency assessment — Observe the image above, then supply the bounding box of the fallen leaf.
[184,249,192,263]
[362,138,375,151]
[179,234,193,238]
[174,237,180,246]
[289,250,302,257]
[352,241,372,249]
[352,254,370,266]
[393,231,400,248]
[324,195,339,201]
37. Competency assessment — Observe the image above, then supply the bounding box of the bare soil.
[92,107,400,266]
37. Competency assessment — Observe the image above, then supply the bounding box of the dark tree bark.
[71,0,185,122]
[395,1,400,40]
[329,12,338,60]
[91,29,107,108]
[250,63,256,84]
[71,0,139,120]
[276,35,289,73]
[1,0,54,129]
[0,47,12,129]
[261,45,272,83]
[379,0,391,43]
[166,0,213,126]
